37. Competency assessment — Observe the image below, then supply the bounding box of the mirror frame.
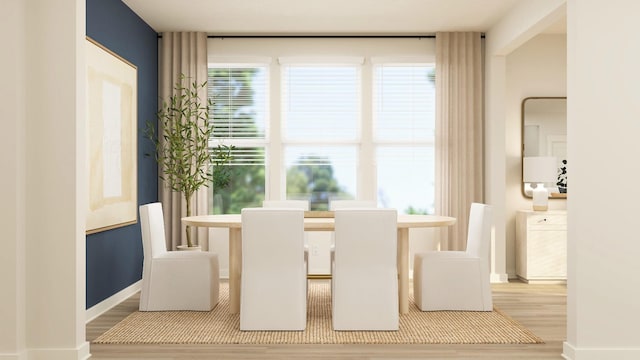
[521,96,567,199]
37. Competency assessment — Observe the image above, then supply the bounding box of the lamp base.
[533,204,549,211]
[531,184,549,212]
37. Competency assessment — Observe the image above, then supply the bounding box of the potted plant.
[146,74,234,249]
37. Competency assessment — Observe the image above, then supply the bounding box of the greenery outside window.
[208,65,268,213]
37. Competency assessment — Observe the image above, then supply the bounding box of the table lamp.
[523,156,557,211]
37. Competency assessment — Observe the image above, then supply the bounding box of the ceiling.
[122,0,529,35]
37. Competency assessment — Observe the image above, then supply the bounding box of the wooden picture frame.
[86,37,138,234]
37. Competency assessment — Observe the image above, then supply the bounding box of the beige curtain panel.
[435,32,484,251]
[159,32,210,250]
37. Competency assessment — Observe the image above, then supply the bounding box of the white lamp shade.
[523,156,557,184]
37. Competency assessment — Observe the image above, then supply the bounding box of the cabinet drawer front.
[527,231,567,277]
[527,214,566,229]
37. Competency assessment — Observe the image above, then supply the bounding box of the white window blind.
[224,146,265,166]
[373,64,435,142]
[208,65,268,139]
[207,65,268,214]
[373,63,435,214]
[376,146,434,214]
[282,65,360,142]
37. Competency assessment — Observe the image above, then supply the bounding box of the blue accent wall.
[86,0,158,308]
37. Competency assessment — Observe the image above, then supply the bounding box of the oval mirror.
[521,97,567,198]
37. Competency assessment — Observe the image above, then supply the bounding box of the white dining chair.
[332,208,399,330]
[138,202,220,311]
[413,202,493,311]
[240,207,307,330]
[328,200,377,263]
[262,200,310,211]
[262,200,311,273]
[329,200,377,210]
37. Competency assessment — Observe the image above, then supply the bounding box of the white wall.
[505,34,567,277]
[485,0,567,283]
[564,0,640,358]
[1,0,90,359]
[488,0,640,358]
[0,0,27,357]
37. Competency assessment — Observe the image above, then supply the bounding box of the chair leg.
[413,254,424,310]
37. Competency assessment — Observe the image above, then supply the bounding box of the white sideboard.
[515,210,567,283]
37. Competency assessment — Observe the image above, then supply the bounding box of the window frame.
[207,62,271,213]
[206,39,436,214]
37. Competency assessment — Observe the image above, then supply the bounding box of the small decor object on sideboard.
[523,156,557,211]
[556,159,567,193]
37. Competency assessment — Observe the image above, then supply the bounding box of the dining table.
[182,212,456,314]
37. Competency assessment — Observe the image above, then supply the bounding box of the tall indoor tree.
[147,74,233,248]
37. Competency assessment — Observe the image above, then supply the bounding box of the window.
[373,64,436,214]
[281,63,361,210]
[281,65,360,141]
[284,146,357,210]
[208,65,268,214]
[207,38,436,215]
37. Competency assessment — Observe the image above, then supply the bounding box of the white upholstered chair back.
[240,207,307,330]
[329,200,377,210]
[333,208,396,271]
[413,202,493,311]
[328,200,377,259]
[138,202,220,311]
[140,202,168,259]
[332,208,398,330]
[262,199,311,271]
[262,200,310,210]
[465,202,492,260]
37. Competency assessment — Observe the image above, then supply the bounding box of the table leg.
[228,228,242,314]
[397,228,409,314]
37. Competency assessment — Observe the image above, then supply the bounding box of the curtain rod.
[207,35,437,39]
[157,34,486,39]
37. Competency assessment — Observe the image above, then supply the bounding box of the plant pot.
[177,245,202,251]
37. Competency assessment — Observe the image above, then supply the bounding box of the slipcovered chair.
[329,200,377,210]
[138,202,220,311]
[413,202,493,311]
[262,200,310,271]
[332,208,399,330]
[328,200,377,263]
[240,208,307,330]
[262,200,310,211]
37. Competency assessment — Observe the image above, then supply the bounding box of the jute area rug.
[94,281,543,345]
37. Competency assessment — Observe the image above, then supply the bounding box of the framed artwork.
[86,37,138,234]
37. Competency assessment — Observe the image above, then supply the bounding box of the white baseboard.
[490,272,509,283]
[563,342,640,360]
[27,342,90,360]
[86,280,141,323]
[0,352,26,360]
[0,348,89,360]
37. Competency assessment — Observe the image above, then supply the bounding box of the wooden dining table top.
[182,212,456,229]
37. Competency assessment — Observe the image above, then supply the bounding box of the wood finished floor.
[87,280,567,359]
